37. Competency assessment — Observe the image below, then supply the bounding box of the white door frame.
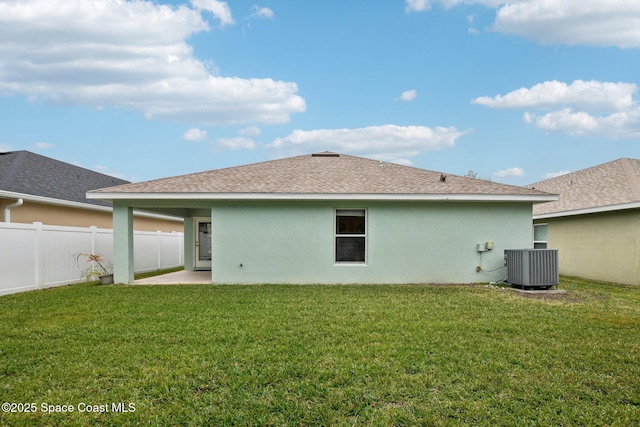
[194,217,212,270]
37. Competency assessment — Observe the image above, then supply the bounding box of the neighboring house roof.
[89,152,555,202]
[530,158,640,218]
[0,150,128,208]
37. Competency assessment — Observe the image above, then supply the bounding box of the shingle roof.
[0,150,129,207]
[530,158,640,217]
[90,152,552,201]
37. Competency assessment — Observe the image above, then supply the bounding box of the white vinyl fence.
[0,222,184,296]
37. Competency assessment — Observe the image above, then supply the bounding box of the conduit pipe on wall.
[4,198,23,223]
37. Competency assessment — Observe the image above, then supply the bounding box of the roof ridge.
[90,151,553,198]
[529,157,639,187]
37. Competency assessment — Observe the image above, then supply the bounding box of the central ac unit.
[505,249,559,289]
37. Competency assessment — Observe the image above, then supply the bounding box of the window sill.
[334,262,368,266]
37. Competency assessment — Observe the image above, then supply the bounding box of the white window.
[335,209,366,263]
[534,223,548,249]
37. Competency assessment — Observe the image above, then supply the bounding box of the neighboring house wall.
[210,201,534,284]
[536,210,640,285]
[0,197,183,233]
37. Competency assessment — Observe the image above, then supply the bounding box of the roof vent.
[440,174,447,183]
[311,152,340,157]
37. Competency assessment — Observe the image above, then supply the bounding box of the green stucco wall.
[538,210,640,285]
[209,201,534,284]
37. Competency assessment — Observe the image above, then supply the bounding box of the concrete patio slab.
[134,270,211,285]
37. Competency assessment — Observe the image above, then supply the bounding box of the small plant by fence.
[0,222,183,296]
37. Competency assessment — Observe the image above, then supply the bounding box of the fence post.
[33,222,43,289]
[157,231,162,270]
[174,231,183,267]
[180,232,184,266]
[90,226,97,254]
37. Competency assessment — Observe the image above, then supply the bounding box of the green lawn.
[1,277,639,426]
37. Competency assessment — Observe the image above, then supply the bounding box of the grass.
[0,277,639,426]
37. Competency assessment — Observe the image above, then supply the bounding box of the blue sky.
[1,0,639,185]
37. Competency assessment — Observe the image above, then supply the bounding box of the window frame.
[334,208,367,265]
[533,223,548,249]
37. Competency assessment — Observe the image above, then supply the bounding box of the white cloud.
[0,0,305,125]
[493,167,525,180]
[270,124,467,164]
[0,143,12,152]
[524,108,640,139]
[493,1,640,48]
[405,1,530,13]
[405,0,431,13]
[185,126,261,151]
[472,80,637,112]
[251,5,274,19]
[467,14,479,34]
[407,1,640,48]
[214,137,256,150]
[399,89,417,102]
[183,128,208,142]
[191,0,234,27]
[475,80,640,139]
[238,126,262,136]
[34,142,54,149]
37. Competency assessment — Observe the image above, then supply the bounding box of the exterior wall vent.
[505,249,559,289]
[311,152,340,157]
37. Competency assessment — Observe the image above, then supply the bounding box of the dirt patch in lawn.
[509,288,584,303]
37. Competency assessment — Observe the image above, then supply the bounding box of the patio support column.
[183,216,195,270]
[113,203,134,284]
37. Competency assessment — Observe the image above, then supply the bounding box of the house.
[0,150,182,232]
[87,152,556,285]
[529,158,640,285]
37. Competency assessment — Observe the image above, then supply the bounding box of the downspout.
[4,198,23,223]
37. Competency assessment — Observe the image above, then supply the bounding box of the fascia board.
[87,191,558,203]
[533,201,640,220]
[2,190,112,212]
[0,190,182,222]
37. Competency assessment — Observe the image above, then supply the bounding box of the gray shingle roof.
[90,152,552,200]
[0,150,129,207]
[530,158,640,216]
